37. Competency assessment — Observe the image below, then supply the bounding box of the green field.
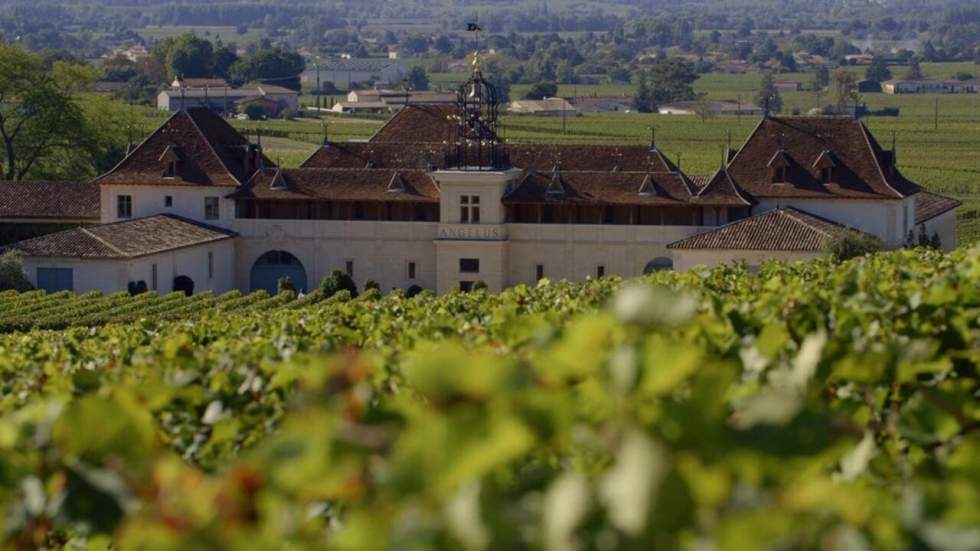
[136,25,266,47]
[1,248,977,548]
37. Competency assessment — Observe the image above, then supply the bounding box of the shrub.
[243,103,265,120]
[472,280,488,291]
[406,284,423,298]
[364,280,380,291]
[825,232,881,261]
[173,275,195,296]
[277,276,296,294]
[0,251,32,292]
[320,269,358,298]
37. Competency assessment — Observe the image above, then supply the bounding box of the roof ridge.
[79,226,128,256]
[183,109,245,186]
[856,120,904,198]
[90,109,186,185]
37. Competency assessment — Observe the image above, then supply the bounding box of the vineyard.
[0,247,978,549]
[0,288,336,333]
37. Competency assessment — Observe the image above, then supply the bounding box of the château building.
[3,69,961,295]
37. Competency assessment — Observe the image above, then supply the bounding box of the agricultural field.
[0,247,977,548]
[135,25,266,48]
[0,287,331,333]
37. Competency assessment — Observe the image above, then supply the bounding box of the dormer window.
[813,150,837,184]
[767,150,791,184]
[821,167,833,183]
[159,145,182,179]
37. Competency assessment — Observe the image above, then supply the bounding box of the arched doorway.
[250,250,307,294]
[644,257,674,274]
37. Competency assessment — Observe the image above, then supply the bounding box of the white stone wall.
[507,224,708,285]
[232,220,439,293]
[100,185,237,228]
[672,249,822,271]
[22,239,236,295]
[920,210,958,251]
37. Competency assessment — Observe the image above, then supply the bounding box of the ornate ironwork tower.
[450,53,507,170]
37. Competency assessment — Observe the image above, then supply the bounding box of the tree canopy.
[230,47,305,90]
[631,59,698,112]
[0,44,102,180]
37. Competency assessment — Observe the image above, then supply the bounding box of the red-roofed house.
[1,74,962,294]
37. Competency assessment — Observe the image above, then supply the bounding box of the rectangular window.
[208,252,214,279]
[459,258,479,273]
[151,263,158,291]
[117,195,132,219]
[408,261,416,280]
[204,197,220,220]
[536,264,544,281]
[165,195,173,208]
[460,195,481,224]
[345,260,354,277]
[597,265,605,278]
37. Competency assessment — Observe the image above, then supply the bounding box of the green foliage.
[320,269,358,299]
[0,251,31,292]
[364,279,380,292]
[406,66,429,91]
[277,275,296,294]
[865,57,893,82]
[525,80,558,100]
[242,103,265,120]
[632,59,698,111]
[0,247,977,549]
[824,232,882,261]
[230,47,304,90]
[0,43,98,180]
[754,71,783,113]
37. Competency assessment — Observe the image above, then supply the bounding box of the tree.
[243,103,266,121]
[833,68,861,113]
[755,71,783,113]
[525,81,558,100]
[825,232,880,261]
[632,77,653,112]
[212,44,240,80]
[164,33,215,79]
[0,44,96,181]
[903,59,924,80]
[230,47,305,90]
[864,58,892,82]
[692,93,715,122]
[632,59,698,112]
[0,251,31,292]
[810,66,830,91]
[405,66,429,91]
[277,276,296,294]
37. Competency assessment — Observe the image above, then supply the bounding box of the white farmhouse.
[2,73,962,296]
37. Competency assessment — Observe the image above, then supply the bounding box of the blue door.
[249,251,307,294]
[37,268,74,293]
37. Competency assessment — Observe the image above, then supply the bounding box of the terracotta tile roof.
[0,181,100,221]
[96,108,272,188]
[690,167,754,206]
[9,214,235,258]
[668,207,867,251]
[369,104,458,143]
[301,142,448,170]
[915,190,962,224]
[227,168,440,202]
[503,171,697,205]
[726,116,919,200]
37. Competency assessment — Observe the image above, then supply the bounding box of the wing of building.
[0,75,962,295]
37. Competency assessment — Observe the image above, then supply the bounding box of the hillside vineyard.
[0,247,977,548]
